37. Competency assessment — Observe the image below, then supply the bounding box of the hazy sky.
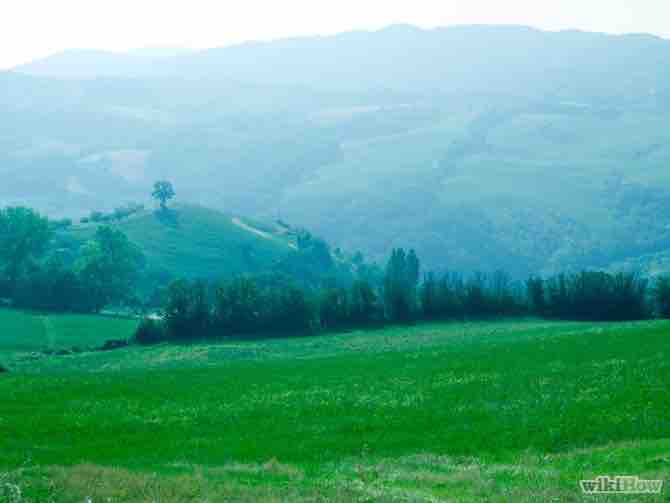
[1,0,669,69]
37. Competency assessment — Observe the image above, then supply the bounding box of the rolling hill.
[60,205,296,282]
[4,24,670,276]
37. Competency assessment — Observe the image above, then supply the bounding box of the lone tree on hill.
[152,181,175,210]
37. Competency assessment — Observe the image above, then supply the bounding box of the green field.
[64,204,293,281]
[0,309,138,355]
[1,319,669,501]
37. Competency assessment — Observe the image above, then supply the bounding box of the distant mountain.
[126,47,193,59]
[15,26,670,100]
[4,25,670,277]
[142,24,670,101]
[14,47,191,80]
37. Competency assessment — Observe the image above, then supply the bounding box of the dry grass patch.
[207,458,305,480]
[3,464,389,503]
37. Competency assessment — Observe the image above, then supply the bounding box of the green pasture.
[1,319,668,501]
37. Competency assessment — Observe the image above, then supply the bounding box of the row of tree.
[136,275,382,344]
[135,247,670,344]
[527,271,649,321]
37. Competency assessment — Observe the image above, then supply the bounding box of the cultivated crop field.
[1,319,669,501]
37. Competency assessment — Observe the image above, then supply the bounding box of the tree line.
[3,205,670,346]
[136,247,670,344]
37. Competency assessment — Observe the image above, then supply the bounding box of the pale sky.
[1,0,669,69]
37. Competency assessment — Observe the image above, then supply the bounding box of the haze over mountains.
[3,24,670,277]
[12,47,193,79]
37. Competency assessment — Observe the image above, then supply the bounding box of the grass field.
[1,319,669,501]
[0,309,138,355]
[64,205,293,281]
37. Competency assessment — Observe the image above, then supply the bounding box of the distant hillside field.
[4,25,670,275]
[1,320,669,500]
[63,205,294,281]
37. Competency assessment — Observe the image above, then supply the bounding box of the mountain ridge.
[13,24,670,96]
[13,47,192,80]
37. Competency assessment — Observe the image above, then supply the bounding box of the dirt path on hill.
[231,217,297,249]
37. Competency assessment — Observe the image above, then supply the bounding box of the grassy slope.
[66,204,293,280]
[1,320,669,501]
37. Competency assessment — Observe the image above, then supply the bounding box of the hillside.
[4,25,670,276]
[61,205,295,281]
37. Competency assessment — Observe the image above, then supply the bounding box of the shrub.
[50,218,72,230]
[99,339,129,351]
[112,204,143,221]
[214,277,261,335]
[653,276,670,318]
[12,265,90,313]
[271,285,315,333]
[0,278,12,300]
[349,280,381,324]
[543,271,648,321]
[163,279,212,340]
[319,288,349,329]
[0,363,7,373]
[133,318,166,345]
[89,211,105,222]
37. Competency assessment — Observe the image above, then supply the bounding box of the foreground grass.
[3,440,669,502]
[1,320,669,501]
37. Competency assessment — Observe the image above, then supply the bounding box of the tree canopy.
[0,206,51,289]
[76,226,145,311]
[152,181,175,210]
